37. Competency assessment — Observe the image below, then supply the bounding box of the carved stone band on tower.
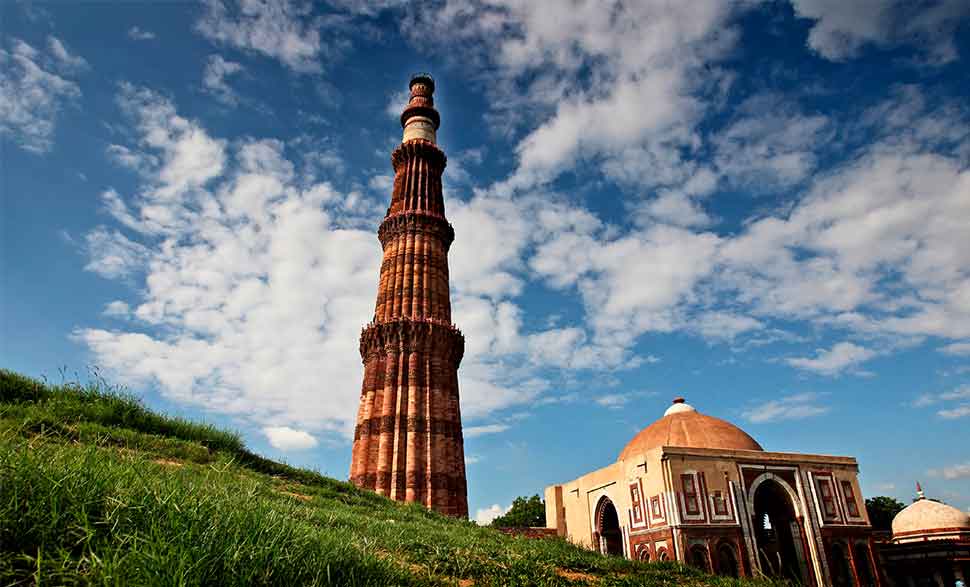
[349,74,468,518]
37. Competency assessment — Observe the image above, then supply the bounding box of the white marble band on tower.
[403,115,436,143]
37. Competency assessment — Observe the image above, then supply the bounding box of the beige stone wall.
[547,443,872,575]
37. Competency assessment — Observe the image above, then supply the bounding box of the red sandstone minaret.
[349,74,468,518]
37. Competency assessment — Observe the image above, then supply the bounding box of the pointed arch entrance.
[752,478,809,584]
[594,496,623,556]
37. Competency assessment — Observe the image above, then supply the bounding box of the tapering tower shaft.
[349,75,467,518]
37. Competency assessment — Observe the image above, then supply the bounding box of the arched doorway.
[716,541,739,577]
[689,545,710,572]
[830,541,855,587]
[853,543,874,587]
[752,478,807,583]
[595,497,623,556]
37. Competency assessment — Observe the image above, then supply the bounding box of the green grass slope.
[0,370,782,586]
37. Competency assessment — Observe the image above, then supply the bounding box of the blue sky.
[2,0,969,523]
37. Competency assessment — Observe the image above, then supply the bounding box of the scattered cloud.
[938,405,970,420]
[83,227,149,278]
[47,36,88,72]
[103,301,131,318]
[128,26,157,41]
[928,462,970,480]
[712,94,831,189]
[785,342,876,376]
[474,503,509,525]
[195,0,331,73]
[741,392,830,423]
[791,0,970,64]
[0,38,83,153]
[913,384,970,419]
[594,393,628,409]
[402,0,744,194]
[263,426,319,450]
[385,88,409,118]
[465,424,510,438]
[202,54,244,105]
[694,312,763,342]
[941,342,970,357]
[912,384,970,407]
[79,86,583,442]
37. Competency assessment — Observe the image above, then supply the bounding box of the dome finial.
[916,481,925,500]
[663,397,695,416]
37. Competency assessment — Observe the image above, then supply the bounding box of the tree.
[491,494,545,528]
[865,496,905,531]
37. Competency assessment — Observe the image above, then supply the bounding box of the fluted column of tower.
[349,74,467,518]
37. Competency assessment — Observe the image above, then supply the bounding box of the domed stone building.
[879,484,970,585]
[545,398,880,585]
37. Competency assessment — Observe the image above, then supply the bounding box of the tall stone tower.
[349,74,468,518]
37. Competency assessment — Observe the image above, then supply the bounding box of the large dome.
[892,490,970,543]
[619,398,763,460]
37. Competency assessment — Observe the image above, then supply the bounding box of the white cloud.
[107,144,157,174]
[712,94,830,189]
[402,0,744,193]
[594,394,628,409]
[202,55,244,105]
[938,405,970,420]
[786,342,876,376]
[116,83,227,205]
[103,301,131,318]
[195,0,327,73]
[47,37,88,72]
[791,0,970,64]
[940,342,970,356]
[742,392,830,423]
[78,86,571,444]
[83,227,149,278]
[263,426,319,450]
[694,312,763,342]
[0,38,83,153]
[474,503,510,525]
[464,424,510,438]
[128,26,157,41]
[384,88,409,118]
[928,462,970,480]
[719,105,970,341]
[913,384,970,407]
[367,173,393,193]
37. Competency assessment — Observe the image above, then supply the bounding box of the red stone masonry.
[349,75,468,518]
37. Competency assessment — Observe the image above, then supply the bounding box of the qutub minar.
[349,74,468,518]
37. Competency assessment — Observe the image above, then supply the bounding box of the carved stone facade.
[546,399,880,585]
[349,74,468,518]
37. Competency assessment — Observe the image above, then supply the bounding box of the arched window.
[689,545,710,572]
[716,542,739,578]
[657,548,669,561]
[637,547,651,561]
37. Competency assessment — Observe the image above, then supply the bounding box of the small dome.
[892,494,970,542]
[619,398,763,461]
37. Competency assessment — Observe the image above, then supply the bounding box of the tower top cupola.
[401,72,440,144]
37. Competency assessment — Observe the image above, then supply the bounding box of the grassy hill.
[0,369,781,586]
